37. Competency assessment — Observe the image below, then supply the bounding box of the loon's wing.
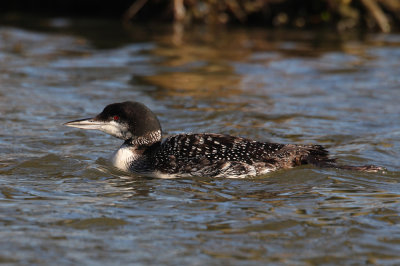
[159,133,282,162]
[150,133,288,176]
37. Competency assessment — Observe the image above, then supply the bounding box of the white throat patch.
[111,144,137,171]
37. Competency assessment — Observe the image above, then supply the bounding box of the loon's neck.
[112,130,162,172]
[125,130,162,146]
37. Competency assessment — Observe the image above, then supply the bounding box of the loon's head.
[64,101,162,144]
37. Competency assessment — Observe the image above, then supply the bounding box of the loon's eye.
[113,116,119,121]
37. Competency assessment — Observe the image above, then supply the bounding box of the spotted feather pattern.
[129,133,332,178]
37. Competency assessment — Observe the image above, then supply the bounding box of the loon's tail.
[301,145,384,173]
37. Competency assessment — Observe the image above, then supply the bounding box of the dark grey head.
[64,101,162,144]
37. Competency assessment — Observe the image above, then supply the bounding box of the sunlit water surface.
[0,17,400,265]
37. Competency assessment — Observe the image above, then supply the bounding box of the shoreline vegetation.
[124,0,399,32]
[2,0,400,32]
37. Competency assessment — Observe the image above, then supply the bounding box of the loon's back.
[141,133,332,178]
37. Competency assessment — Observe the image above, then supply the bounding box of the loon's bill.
[64,118,104,130]
[64,101,384,178]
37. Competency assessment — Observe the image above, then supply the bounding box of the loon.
[64,101,382,178]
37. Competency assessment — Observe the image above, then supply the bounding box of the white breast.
[111,144,137,172]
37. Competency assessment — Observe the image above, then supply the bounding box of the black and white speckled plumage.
[64,101,383,178]
[131,133,333,178]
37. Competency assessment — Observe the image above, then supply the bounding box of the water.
[0,17,400,265]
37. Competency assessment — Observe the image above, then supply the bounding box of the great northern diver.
[64,101,382,178]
